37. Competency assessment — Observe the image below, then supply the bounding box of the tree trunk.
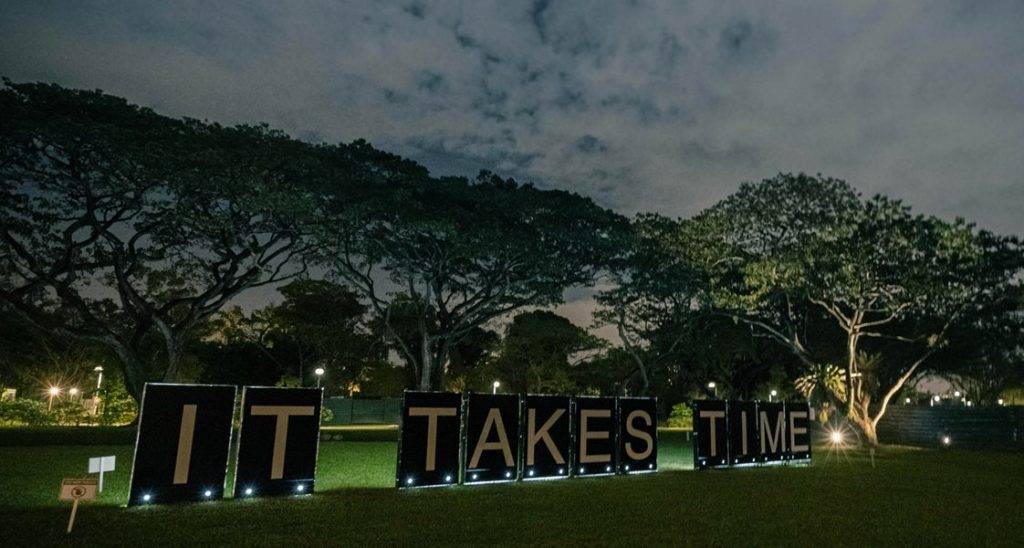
[855,415,879,446]
[111,345,146,404]
[418,332,433,391]
[845,331,858,417]
[162,337,184,382]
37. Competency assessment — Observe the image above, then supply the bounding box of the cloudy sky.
[3,1,1022,330]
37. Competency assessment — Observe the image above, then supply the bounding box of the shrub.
[667,403,693,429]
[51,399,90,425]
[0,398,53,426]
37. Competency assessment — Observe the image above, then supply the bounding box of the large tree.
[318,170,627,390]
[491,310,604,394]
[0,82,315,401]
[700,173,1022,444]
[594,213,707,395]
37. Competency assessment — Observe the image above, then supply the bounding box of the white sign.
[60,478,97,534]
[88,455,115,492]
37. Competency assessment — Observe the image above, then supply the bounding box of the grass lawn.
[1,430,1021,546]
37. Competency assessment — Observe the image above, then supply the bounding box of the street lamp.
[314,367,325,388]
[94,366,104,391]
[707,382,717,398]
[769,389,777,402]
[47,386,61,411]
[492,380,500,395]
[69,387,79,399]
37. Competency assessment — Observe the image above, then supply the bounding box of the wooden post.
[67,498,79,534]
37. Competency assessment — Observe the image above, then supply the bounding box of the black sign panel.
[463,393,520,484]
[693,400,728,469]
[397,391,462,488]
[128,383,235,506]
[617,397,658,473]
[786,402,812,461]
[233,387,322,498]
[756,401,787,462]
[728,400,759,466]
[573,396,617,476]
[521,394,571,480]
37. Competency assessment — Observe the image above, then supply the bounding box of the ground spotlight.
[406,477,414,486]
[829,430,844,445]
[203,490,212,498]
[245,487,254,496]
[942,435,951,446]
[296,484,306,493]
[142,493,152,502]
[444,475,452,483]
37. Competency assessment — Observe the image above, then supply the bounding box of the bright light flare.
[48,386,61,397]
[829,430,844,445]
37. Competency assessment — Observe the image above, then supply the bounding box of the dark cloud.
[2,0,1021,243]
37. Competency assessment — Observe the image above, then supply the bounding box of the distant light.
[933,395,941,402]
[142,494,152,502]
[942,435,951,446]
[579,466,585,474]
[558,468,565,474]
[406,477,414,485]
[444,475,452,482]
[296,484,306,492]
[954,390,961,397]
[94,366,103,372]
[829,430,844,445]
[528,469,535,477]
[966,401,973,407]
[998,399,1005,406]
[492,381,501,389]
[648,463,654,469]
[707,382,716,389]
[624,465,630,471]
[605,465,611,472]
[314,367,325,376]
[770,389,777,397]
[203,490,212,498]
[69,387,79,397]
[48,386,61,397]
[471,473,478,481]
[905,397,911,404]
[245,487,254,495]
[505,471,512,479]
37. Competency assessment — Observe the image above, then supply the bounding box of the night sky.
[2,1,1022,325]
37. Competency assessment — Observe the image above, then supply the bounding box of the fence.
[324,397,402,425]
[876,405,1023,450]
